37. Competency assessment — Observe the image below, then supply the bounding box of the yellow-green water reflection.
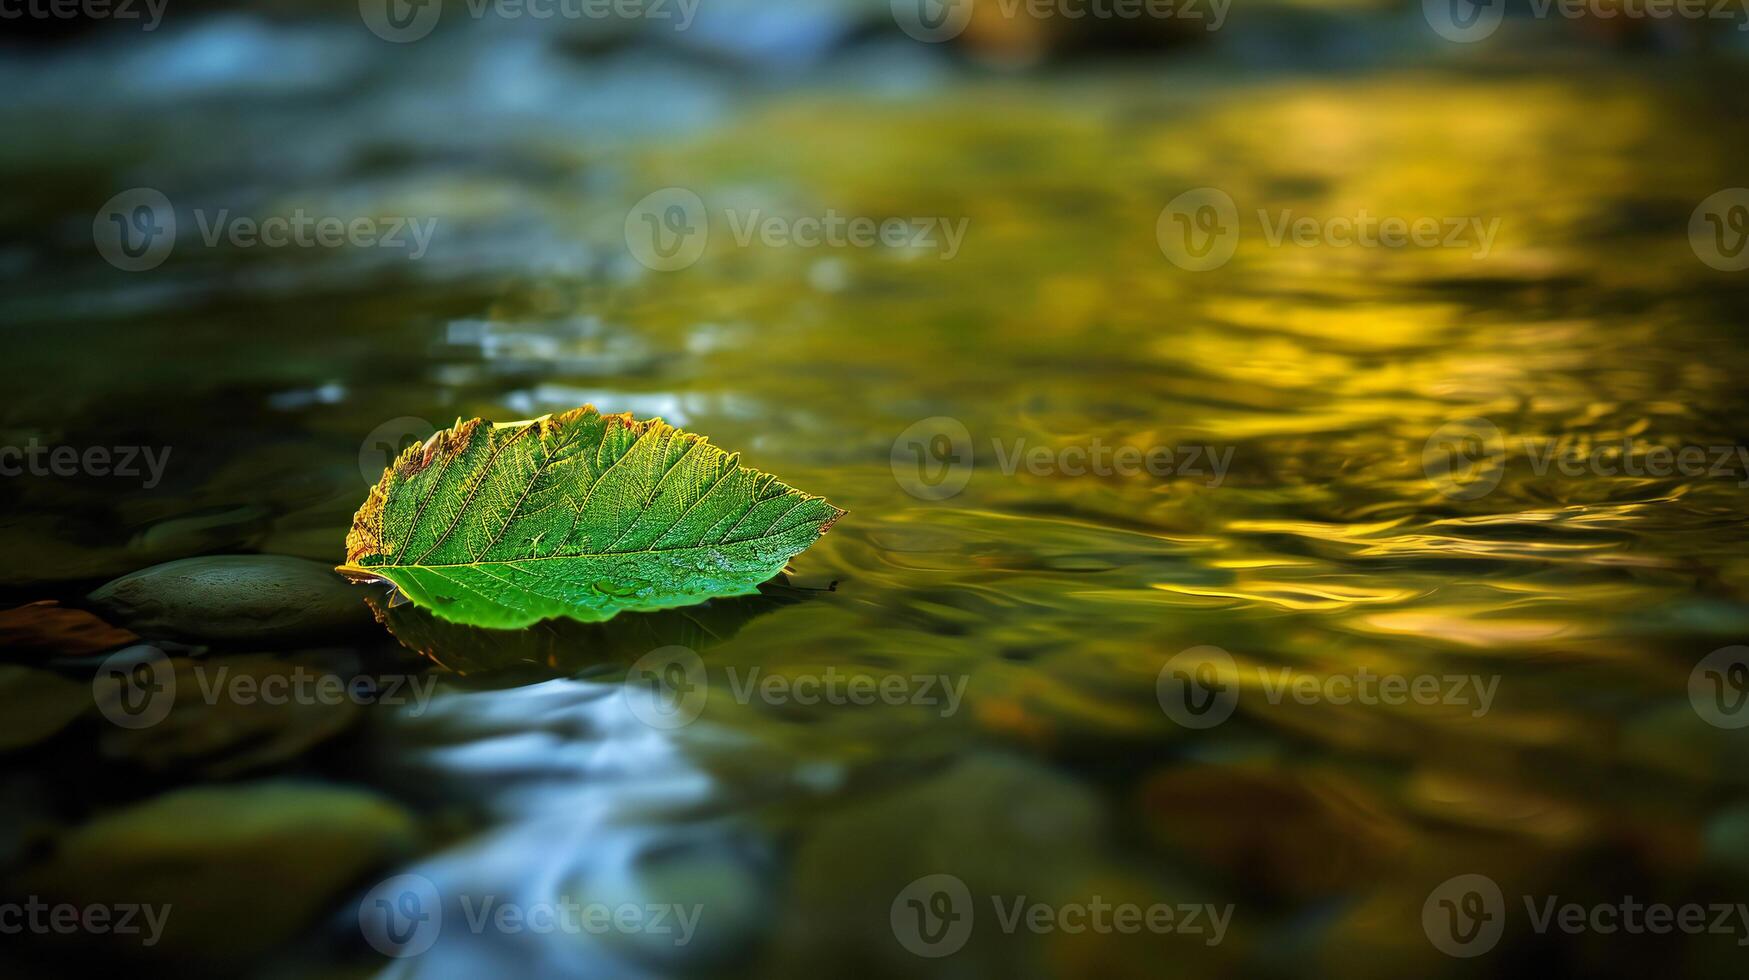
[576,70,1749,978]
[5,64,1749,979]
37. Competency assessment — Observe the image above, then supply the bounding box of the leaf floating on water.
[338,405,844,628]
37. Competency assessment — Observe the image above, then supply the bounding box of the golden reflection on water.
[8,63,1744,978]
[530,68,1749,974]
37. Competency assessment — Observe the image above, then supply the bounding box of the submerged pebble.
[0,665,89,751]
[97,651,368,779]
[15,781,419,963]
[88,555,373,643]
[129,505,272,560]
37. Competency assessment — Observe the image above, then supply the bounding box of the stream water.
[3,20,1749,980]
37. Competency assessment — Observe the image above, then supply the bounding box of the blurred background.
[4,1,1749,978]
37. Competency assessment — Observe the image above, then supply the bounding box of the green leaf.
[339,406,843,628]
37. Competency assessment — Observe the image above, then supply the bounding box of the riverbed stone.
[88,555,373,644]
[0,666,89,751]
[129,505,272,561]
[13,781,420,963]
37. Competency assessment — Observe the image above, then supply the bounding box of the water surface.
[4,35,1749,979]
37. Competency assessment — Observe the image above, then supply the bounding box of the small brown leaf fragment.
[0,600,139,659]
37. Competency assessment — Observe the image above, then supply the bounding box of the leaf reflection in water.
[365,578,823,678]
[340,581,828,973]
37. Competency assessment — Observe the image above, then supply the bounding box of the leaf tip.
[334,563,387,585]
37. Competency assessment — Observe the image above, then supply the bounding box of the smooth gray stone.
[88,555,373,643]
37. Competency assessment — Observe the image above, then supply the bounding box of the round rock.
[88,554,374,644]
